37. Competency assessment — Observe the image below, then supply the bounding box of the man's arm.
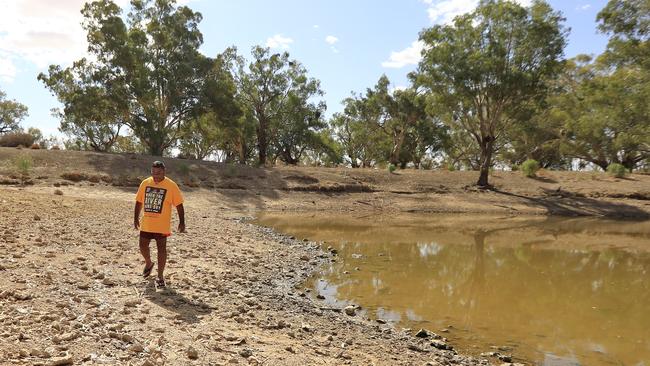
[176,203,186,233]
[134,202,142,230]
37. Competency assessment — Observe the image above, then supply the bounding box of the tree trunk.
[477,136,494,187]
[390,130,406,165]
[257,118,268,165]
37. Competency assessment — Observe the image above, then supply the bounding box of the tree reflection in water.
[257,213,650,365]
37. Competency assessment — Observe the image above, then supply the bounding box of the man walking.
[134,160,185,287]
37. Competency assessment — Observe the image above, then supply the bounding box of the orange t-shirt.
[135,177,184,235]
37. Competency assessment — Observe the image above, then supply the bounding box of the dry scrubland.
[0,147,649,366]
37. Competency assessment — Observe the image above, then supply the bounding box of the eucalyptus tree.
[597,0,650,69]
[413,0,567,186]
[331,93,388,168]
[40,0,236,156]
[229,46,325,165]
[177,53,243,160]
[551,56,650,171]
[40,59,124,151]
[0,89,28,134]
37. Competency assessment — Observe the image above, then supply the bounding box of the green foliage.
[111,134,147,154]
[551,57,650,171]
[607,163,628,178]
[597,0,650,68]
[331,76,447,169]
[14,154,33,176]
[39,0,238,156]
[387,163,397,173]
[413,0,567,186]
[0,89,28,134]
[0,132,34,147]
[39,60,124,152]
[229,46,325,165]
[521,159,540,177]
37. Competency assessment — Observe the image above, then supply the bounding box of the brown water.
[256,212,650,366]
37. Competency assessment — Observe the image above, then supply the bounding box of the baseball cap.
[152,161,165,169]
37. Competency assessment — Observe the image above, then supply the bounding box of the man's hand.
[134,201,143,231]
[176,204,185,233]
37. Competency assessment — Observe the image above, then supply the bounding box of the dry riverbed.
[0,186,494,366]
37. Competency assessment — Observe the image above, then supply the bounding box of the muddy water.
[256,212,650,365]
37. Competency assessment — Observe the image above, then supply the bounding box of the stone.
[415,329,429,338]
[102,278,116,286]
[238,348,253,358]
[29,349,50,358]
[186,346,199,359]
[125,299,140,307]
[59,332,78,341]
[128,344,144,353]
[47,355,73,366]
[431,340,452,350]
[121,334,135,343]
[498,354,513,362]
[344,306,356,316]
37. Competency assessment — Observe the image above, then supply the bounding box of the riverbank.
[1,147,649,218]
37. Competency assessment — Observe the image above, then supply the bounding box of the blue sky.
[0,0,609,138]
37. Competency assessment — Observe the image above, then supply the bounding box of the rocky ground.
[1,148,649,365]
[0,186,495,366]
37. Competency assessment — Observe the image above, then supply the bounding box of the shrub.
[224,163,237,177]
[0,132,34,147]
[178,163,190,176]
[61,172,88,182]
[521,159,540,178]
[14,155,33,176]
[50,145,61,150]
[607,163,628,178]
[388,163,396,173]
[30,143,41,149]
[420,159,434,170]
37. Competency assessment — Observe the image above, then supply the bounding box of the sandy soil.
[1,148,649,365]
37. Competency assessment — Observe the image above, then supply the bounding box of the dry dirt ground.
[1,148,649,366]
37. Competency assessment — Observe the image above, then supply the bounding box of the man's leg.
[139,235,153,267]
[155,236,167,281]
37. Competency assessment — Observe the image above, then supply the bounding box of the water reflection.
[256,213,650,365]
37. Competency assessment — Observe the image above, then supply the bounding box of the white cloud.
[579,4,591,10]
[424,0,532,24]
[0,0,93,70]
[313,25,320,29]
[0,54,17,82]
[325,35,339,45]
[0,0,199,75]
[265,34,294,49]
[0,0,136,76]
[381,40,425,68]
